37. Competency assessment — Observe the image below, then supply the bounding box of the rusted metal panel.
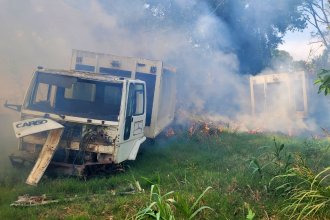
[26,128,63,185]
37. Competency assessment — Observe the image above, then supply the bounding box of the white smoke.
[0,0,239,111]
[0,0,328,135]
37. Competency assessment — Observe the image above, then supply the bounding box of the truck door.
[124,82,146,141]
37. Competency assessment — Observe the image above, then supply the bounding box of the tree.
[302,0,330,49]
[142,0,308,74]
[208,0,307,74]
[271,49,294,70]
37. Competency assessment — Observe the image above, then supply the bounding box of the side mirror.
[4,100,22,112]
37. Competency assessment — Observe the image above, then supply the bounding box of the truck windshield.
[25,72,123,121]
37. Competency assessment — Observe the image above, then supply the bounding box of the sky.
[279,25,325,61]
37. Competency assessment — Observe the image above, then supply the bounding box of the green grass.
[0,116,329,219]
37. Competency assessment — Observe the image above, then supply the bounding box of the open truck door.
[116,81,146,163]
[124,82,146,140]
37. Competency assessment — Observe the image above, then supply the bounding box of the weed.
[174,186,213,219]
[134,184,176,220]
[248,157,266,178]
[273,165,330,219]
[246,208,255,220]
[248,138,293,179]
[133,185,213,220]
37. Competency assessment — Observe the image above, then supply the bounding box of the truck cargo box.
[70,49,176,138]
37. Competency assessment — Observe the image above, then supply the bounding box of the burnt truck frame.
[250,71,308,117]
[8,50,176,185]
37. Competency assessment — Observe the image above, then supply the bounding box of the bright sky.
[279,26,325,61]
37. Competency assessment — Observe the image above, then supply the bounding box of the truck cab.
[9,50,176,185]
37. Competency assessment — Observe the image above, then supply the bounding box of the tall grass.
[272,164,330,219]
[0,125,329,219]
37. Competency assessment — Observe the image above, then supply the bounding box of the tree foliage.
[208,0,307,74]
[142,0,308,74]
[315,69,330,95]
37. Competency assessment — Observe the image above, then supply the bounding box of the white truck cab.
[8,50,176,185]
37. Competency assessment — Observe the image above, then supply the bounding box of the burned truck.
[7,50,176,185]
[249,71,308,133]
[250,71,308,117]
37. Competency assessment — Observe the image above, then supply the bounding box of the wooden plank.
[26,128,63,186]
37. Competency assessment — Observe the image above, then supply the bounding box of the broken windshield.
[25,72,123,121]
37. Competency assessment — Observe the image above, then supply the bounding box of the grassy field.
[0,116,329,219]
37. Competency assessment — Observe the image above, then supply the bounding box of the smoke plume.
[0,0,328,134]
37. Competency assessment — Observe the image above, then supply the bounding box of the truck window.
[27,72,123,121]
[134,84,144,115]
[126,83,145,117]
[104,85,122,105]
[64,82,96,102]
[104,84,122,116]
[35,83,49,103]
[31,83,56,111]
[126,84,135,117]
